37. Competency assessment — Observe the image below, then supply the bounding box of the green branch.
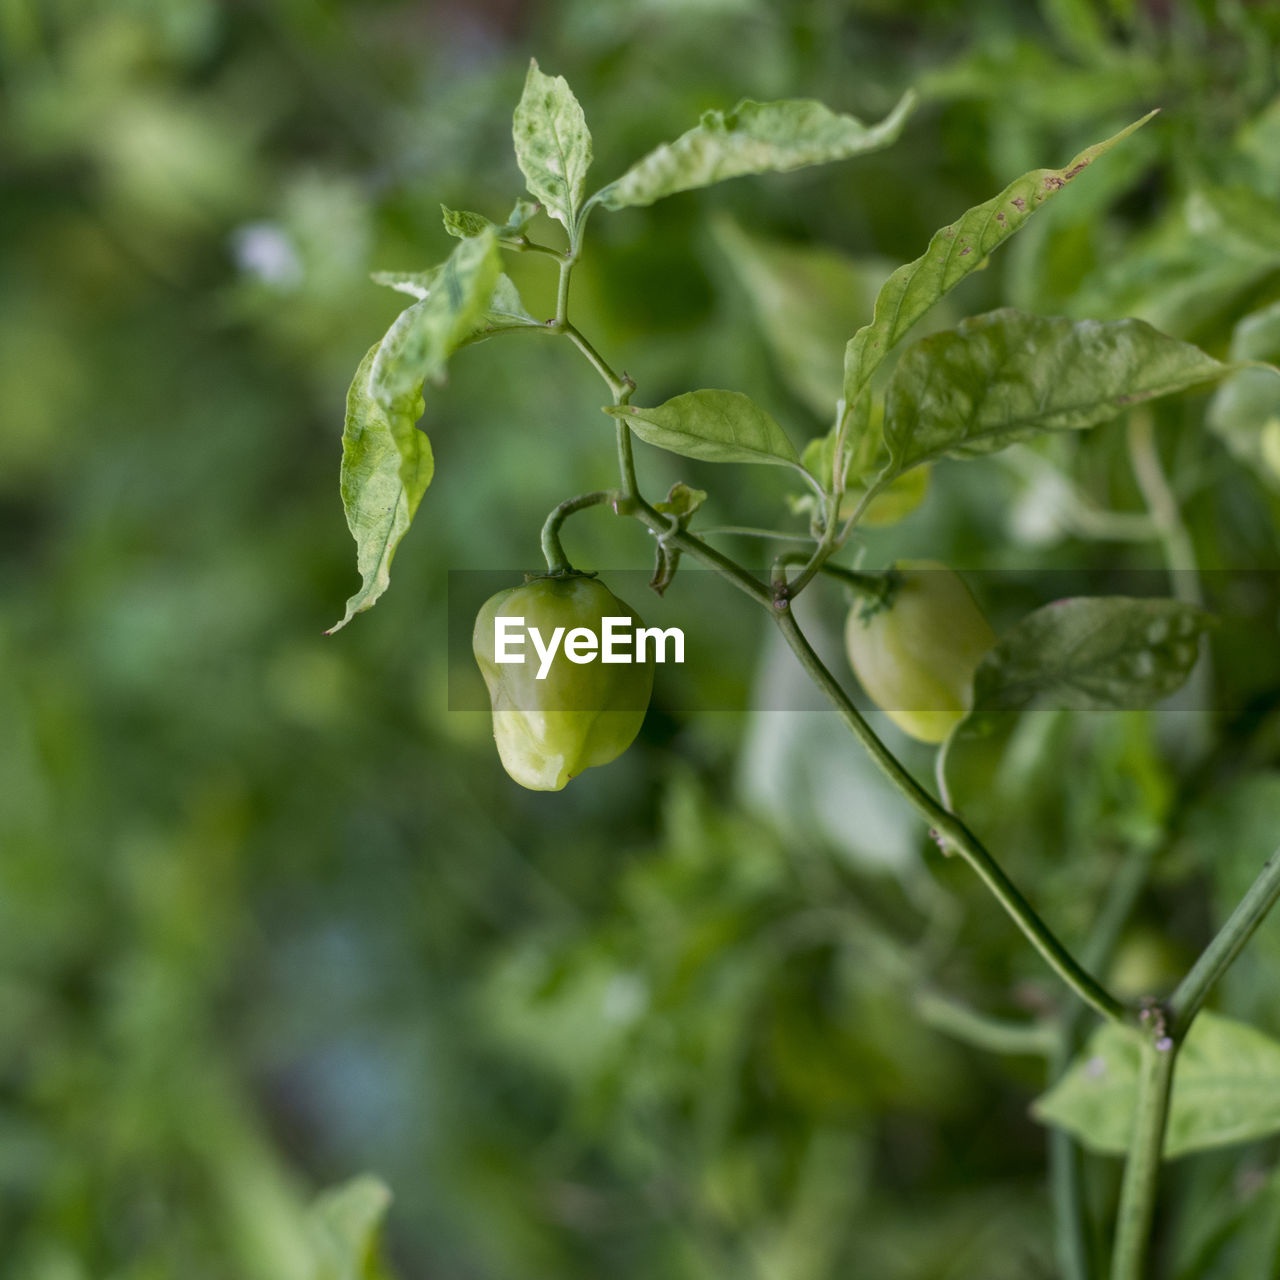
[771,607,1128,1025]
[1168,846,1280,1037]
[1111,1036,1177,1280]
[915,989,1057,1057]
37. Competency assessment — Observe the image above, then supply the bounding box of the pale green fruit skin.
[473,575,654,791]
[844,560,995,744]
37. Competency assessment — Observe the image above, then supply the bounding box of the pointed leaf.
[842,113,1157,408]
[441,206,492,239]
[307,1173,393,1280]
[370,230,499,405]
[963,596,1211,732]
[1034,1013,1280,1157]
[441,198,539,241]
[596,90,916,211]
[884,309,1228,474]
[512,61,592,231]
[606,390,799,466]
[328,345,430,634]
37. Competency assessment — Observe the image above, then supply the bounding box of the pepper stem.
[540,491,617,574]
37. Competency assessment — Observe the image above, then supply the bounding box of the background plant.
[6,3,1280,1279]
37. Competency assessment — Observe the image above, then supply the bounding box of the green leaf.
[441,198,539,241]
[370,268,439,301]
[842,112,1157,410]
[962,596,1210,732]
[1033,1013,1280,1157]
[711,213,886,418]
[595,90,916,211]
[1209,300,1280,488]
[441,206,492,239]
[369,230,500,405]
[327,345,430,634]
[606,390,799,467]
[306,1173,393,1280]
[883,309,1227,475]
[653,480,708,519]
[479,274,539,333]
[512,60,592,231]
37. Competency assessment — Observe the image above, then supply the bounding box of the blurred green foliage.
[6,0,1280,1277]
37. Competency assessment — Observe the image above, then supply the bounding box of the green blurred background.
[7,1,1280,1276]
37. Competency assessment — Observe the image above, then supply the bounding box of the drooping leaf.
[711,214,889,418]
[369,230,500,405]
[306,1174,393,1280]
[842,112,1157,410]
[883,309,1227,475]
[512,60,592,231]
[962,596,1211,732]
[327,345,430,634]
[606,390,799,467]
[595,90,916,211]
[1034,1014,1280,1158]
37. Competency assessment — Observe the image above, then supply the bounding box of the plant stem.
[551,285,1125,1025]
[563,323,632,402]
[1167,845,1280,1037]
[501,236,566,261]
[555,252,574,325]
[616,417,640,498]
[818,562,894,601]
[1048,840,1158,1280]
[772,608,1128,1025]
[915,989,1057,1057]
[1049,1127,1091,1280]
[1111,1037,1177,1280]
[778,497,839,598]
[1127,408,1212,755]
[698,525,820,543]
[540,491,615,574]
[647,518,774,608]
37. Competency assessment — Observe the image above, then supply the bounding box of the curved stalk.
[540,491,616,574]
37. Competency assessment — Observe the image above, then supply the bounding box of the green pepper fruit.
[843,560,994,744]
[473,574,654,791]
